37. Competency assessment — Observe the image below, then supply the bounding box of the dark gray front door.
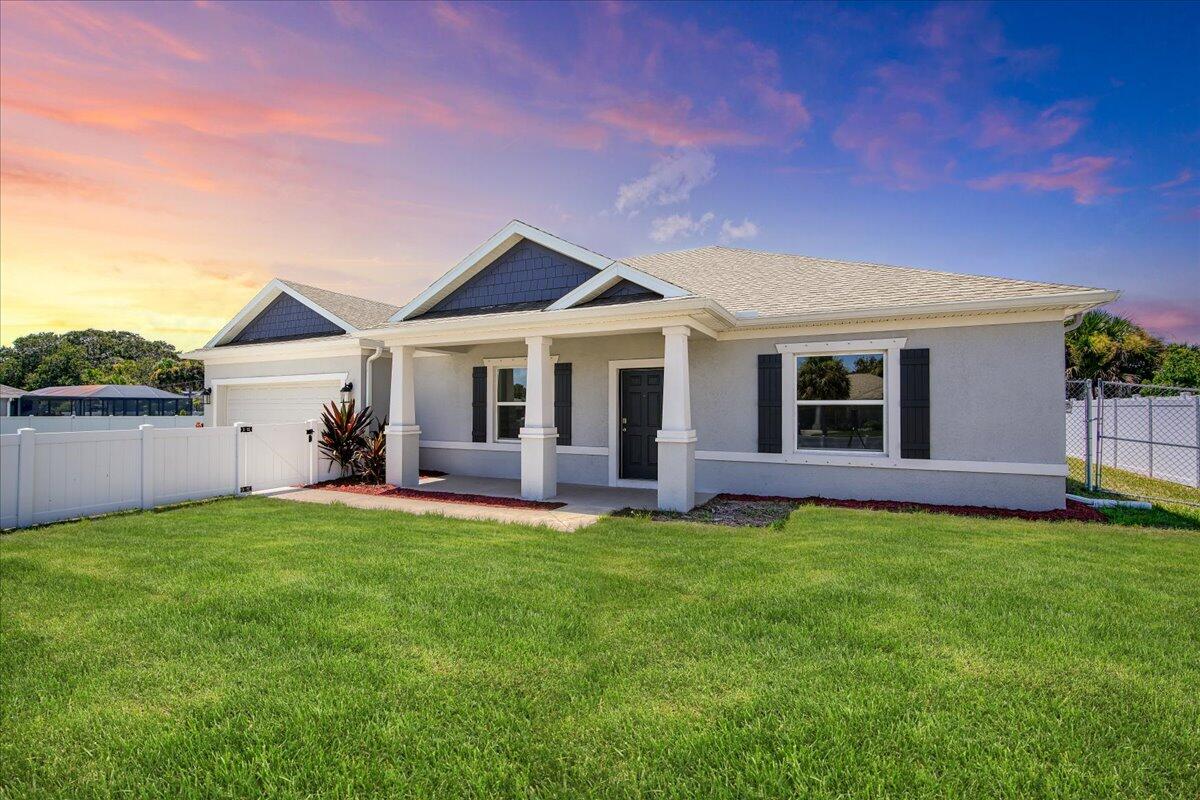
[619,368,662,480]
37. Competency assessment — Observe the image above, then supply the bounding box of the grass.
[1067,456,1200,529]
[2,498,1198,799]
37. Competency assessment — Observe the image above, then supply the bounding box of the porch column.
[657,325,696,512]
[385,345,421,488]
[520,335,557,500]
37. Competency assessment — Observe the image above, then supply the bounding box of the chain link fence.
[1066,378,1200,502]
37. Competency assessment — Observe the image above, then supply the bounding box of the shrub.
[318,400,372,477]
[354,422,388,484]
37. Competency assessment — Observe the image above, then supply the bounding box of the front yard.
[2,498,1197,799]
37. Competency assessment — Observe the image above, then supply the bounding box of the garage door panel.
[225,382,340,425]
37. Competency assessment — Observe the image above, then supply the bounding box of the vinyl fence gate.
[1066,378,1200,496]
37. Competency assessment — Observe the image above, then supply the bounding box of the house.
[0,385,25,417]
[13,385,193,416]
[185,220,1118,511]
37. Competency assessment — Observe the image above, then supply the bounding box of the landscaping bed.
[304,476,567,510]
[618,492,1107,527]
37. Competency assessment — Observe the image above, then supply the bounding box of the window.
[495,367,527,440]
[795,352,885,452]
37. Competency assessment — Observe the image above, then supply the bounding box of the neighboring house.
[14,385,192,416]
[0,385,26,417]
[185,220,1119,511]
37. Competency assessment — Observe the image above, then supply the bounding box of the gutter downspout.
[1064,312,1084,333]
[365,346,384,419]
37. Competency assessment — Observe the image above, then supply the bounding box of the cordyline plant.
[354,420,388,484]
[318,400,373,477]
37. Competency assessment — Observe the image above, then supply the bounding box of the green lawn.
[2,499,1198,799]
[1067,456,1200,528]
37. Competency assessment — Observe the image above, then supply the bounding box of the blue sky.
[2,0,1197,346]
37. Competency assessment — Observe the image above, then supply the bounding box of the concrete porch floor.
[269,475,715,531]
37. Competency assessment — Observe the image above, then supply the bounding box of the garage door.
[224,381,341,426]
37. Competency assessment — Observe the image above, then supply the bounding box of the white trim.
[778,339,905,461]
[184,336,366,364]
[483,356,559,367]
[391,220,615,322]
[546,262,690,311]
[777,338,907,355]
[419,440,607,456]
[694,450,1068,477]
[209,372,349,387]
[607,358,665,487]
[203,279,357,349]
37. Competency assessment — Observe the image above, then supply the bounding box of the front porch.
[382,323,707,512]
[277,474,716,531]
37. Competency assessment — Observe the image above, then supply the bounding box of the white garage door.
[224,381,340,425]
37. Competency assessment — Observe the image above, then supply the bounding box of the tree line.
[1066,311,1199,387]
[0,330,204,393]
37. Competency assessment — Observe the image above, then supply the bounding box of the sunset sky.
[1,0,1197,350]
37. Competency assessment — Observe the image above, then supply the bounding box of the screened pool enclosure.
[14,385,196,417]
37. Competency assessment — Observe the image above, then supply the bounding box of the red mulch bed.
[715,493,1106,523]
[303,477,566,511]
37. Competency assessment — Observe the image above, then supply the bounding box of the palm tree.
[1066,311,1163,383]
[797,357,851,400]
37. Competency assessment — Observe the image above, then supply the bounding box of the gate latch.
[239,425,253,433]
[306,428,314,443]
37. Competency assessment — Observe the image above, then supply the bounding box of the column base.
[385,424,421,488]
[519,426,558,500]
[656,430,696,512]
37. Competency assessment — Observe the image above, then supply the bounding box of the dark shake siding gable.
[418,240,601,319]
[226,293,345,346]
[576,279,663,308]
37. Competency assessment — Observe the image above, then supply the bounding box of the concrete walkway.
[268,475,713,531]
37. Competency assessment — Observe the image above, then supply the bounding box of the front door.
[620,368,663,480]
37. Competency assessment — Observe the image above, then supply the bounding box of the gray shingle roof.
[280,280,402,331]
[0,384,27,399]
[621,245,1105,318]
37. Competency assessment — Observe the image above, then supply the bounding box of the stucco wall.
[413,321,1065,464]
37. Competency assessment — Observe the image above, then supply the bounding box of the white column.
[657,325,696,512]
[385,345,421,487]
[520,336,557,500]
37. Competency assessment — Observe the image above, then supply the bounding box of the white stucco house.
[185,220,1118,511]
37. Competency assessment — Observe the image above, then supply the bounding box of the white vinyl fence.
[1066,379,1199,491]
[0,421,336,529]
[1,415,201,435]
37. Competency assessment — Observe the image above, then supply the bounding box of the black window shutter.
[758,353,782,453]
[471,366,487,442]
[900,348,930,459]
[554,362,572,446]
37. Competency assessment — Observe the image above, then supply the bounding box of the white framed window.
[777,338,906,459]
[483,355,559,443]
[795,351,885,452]
[495,366,527,441]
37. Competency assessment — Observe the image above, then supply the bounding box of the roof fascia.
[184,335,366,364]
[727,289,1120,330]
[389,220,615,322]
[203,279,358,349]
[545,262,691,311]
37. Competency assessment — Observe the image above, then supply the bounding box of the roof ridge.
[279,278,402,311]
[626,246,1095,291]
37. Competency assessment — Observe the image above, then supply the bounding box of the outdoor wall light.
[200,387,212,406]
[340,382,353,404]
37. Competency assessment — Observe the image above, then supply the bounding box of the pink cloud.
[590,100,765,148]
[1154,168,1196,193]
[975,100,1090,153]
[326,1,371,30]
[969,154,1123,204]
[1113,299,1200,344]
[4,0,207,63]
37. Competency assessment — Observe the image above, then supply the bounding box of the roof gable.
[391,220,614,322]
[226,292,345,346]
[416,239,599,319]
